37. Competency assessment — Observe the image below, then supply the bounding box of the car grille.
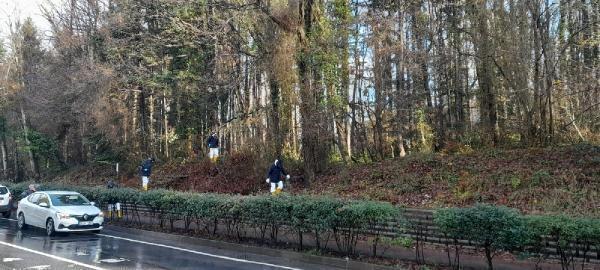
[71,214,98,221]
[62,224,100,230]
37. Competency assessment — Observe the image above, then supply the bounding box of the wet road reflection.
[0,218,345,270]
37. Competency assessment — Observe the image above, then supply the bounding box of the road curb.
[105,225,402,270]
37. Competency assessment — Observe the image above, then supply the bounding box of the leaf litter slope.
[51,145,599,215]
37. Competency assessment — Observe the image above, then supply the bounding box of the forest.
[0,0,598,183]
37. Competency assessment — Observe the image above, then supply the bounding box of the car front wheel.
[17,213,27,230]
[46,219,56,236]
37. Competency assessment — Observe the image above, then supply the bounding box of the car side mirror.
[39,202,49,208]
[90,202,95,206]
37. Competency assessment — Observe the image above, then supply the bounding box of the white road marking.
[3,257,23,262]
[0,217,17,221]
[0,241,105,270]
[26,265,51,270]
[98,258,128,263]
[98,234,304,270]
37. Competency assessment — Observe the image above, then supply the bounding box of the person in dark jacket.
[106,179,121,218]
[21,184,36,199]
[106,179,118,189]
[265,159,290,195]
[207,132,220,162]
[139,158,154,191]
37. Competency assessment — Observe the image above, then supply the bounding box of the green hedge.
[435,204,600,270]
[435,204,526,270]
[7,183,398,254]
[523,215,600,270]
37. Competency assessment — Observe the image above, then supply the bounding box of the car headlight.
[56,212,70,219]
[98,212,104,217]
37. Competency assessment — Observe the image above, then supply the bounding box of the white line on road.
[25,265,50,270]
[3,258,23,262]
[0,241,106,270]
[98,234,303,270]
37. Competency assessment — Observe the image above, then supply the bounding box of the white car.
[17,191,104,236]
[0,185,12,218]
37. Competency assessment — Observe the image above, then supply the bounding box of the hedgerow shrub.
[186,193,223,234]
[434,207,470,268]
[290,196,341,250]
[436,204,525,270]
[465,204,525,270]
[524,215,600,270]
[223,195,244,237]
[240,195,290,243]
[358,201,401,257]
[333,200,399,256]
[521,215,545,268]
[160,191,188,230]
[139,189,168,214]
[8,182,29,198]
[265,195,294,242]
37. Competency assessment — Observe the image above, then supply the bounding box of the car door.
[33,194,51,228]
[22,193,40,227]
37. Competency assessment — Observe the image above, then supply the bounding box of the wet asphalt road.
[0,217,346,270]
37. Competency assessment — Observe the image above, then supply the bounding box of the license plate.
[79,221,93,226]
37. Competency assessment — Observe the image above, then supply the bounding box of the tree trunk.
[20,103,37,178]
[472,3,498,145]
[133,90,139,154]
[485,246,494,270]
[335,0,351,162]
[1,139,7,178]
[14,144,20,182]
[291,106,298,156]
[80,121,88,164]
[350,7,361,159]
[298,0,317,185]
[149,90,155,156]
[373,41,386,160]
[58,128,68,166]
[269,77,282,157]
[543,0,554,143]
[163,89,169,158]
[412,10,432,110]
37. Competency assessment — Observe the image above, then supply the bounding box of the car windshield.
[50,194,91,206]
[0,187,7,195]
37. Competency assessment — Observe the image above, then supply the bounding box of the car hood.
[53,206,101,215]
